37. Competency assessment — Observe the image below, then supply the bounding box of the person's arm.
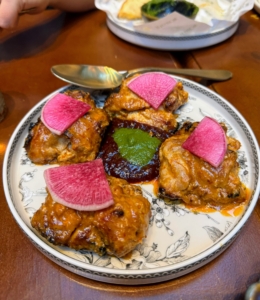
[0,0,95,29]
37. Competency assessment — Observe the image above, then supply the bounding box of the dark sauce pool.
[98,118,172,183]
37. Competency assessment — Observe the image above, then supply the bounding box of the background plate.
[254,0,260,14]
[3,77,260,285]
[106,17,239,50]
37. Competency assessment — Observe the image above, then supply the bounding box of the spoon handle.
[126,67,232,81]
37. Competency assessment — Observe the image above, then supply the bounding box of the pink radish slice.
[44,159,114,211]
[41,93,91,135]
[127,72,177,109]
[182,117,227,168]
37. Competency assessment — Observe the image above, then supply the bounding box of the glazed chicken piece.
[24,90,110,165]
[31,176,151,258]
[121,108,179,133]
[158,122,247,207]
[104,74,188,132]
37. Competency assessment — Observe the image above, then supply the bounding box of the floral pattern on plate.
[4,76,260,284]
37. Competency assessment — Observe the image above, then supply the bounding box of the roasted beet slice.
[98,118,171,183]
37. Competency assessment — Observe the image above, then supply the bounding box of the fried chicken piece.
[24,90,110,165]
[31,176,151,258]
[158,122,247,207]
[104,75,188,132]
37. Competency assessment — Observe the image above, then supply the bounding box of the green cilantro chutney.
[112,128,161,166]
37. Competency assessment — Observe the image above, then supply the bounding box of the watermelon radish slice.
[41,93,91,135]
[44,159,114,211]
[182,117,227,168]
[127,72,177,109]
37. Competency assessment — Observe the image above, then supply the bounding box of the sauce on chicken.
[24,90,109,165]
[31,176,151,258]
[104,74,188,133]
[158,122,247,207]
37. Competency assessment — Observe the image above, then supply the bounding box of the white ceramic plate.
[106,17,239,50]
[3,77,260,285]
[254,0,260,14]
[95,0,241,50]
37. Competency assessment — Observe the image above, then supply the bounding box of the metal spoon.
[51,64,233,89]
[245,280,260,300]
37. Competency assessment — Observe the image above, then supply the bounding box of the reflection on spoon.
[245,281,260,300]
[51,64,233,90]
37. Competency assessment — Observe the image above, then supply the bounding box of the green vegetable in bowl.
[141,0,199,20]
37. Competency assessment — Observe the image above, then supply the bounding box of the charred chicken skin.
[158,122,247,207]
[104,75,188,132]
[31,176,151,258]
[24,90,110,165]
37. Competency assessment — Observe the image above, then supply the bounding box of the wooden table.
[0,8,260,299]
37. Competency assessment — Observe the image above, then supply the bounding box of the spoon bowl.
[51,64,233,89]
[51,65,124,89]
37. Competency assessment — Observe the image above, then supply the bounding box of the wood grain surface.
[0,8,259,300]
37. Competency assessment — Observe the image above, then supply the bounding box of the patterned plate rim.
[3,76,260,282]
